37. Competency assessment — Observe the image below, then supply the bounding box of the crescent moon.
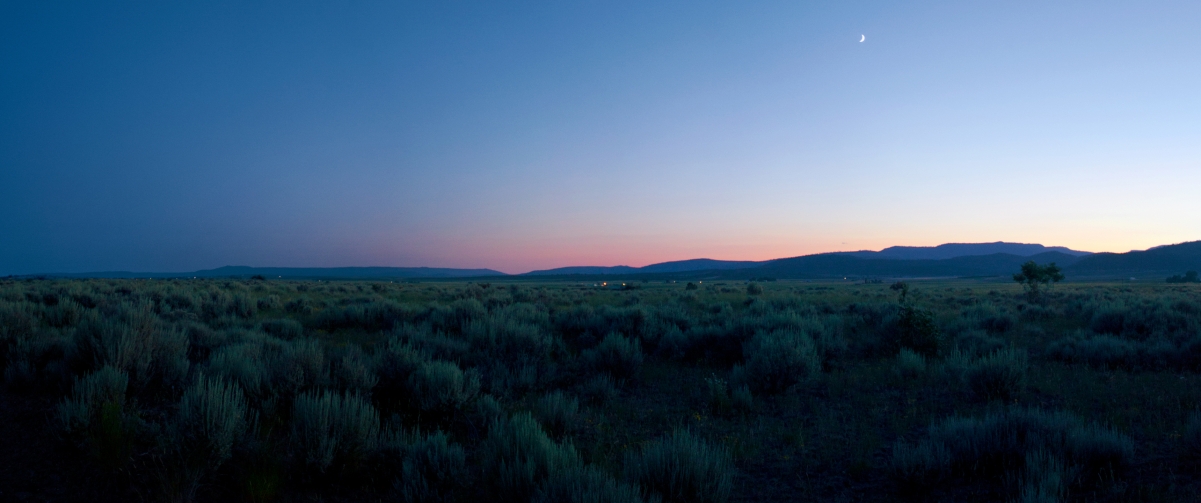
[860,34,865,42]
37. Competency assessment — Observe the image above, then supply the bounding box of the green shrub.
[953,329,1006,357]
[290,390,381,473]
[72,302,190,390]
[175,375,249,467]
[963,348,1028,401]
[894,348,928,380]
[264,337,329,396]
[205,341,269,399]
[534,391,580,439]
[333,346,378,394]
[1016,449,1071,503]
[577,375,619,406]
[745,283,763,295]
[375,339,432,408]
[397,430,468,503]
[481,412,582,502]
[160,375,251,501]
[730,384,753,413]
[581,333,643,383]
[535,464,650,503]
[259,318,303,340]
[407,360,480,419]
[732,329,819,395]
[894,407,1133,494]
[58,365,139,467]
[889,439,950,493]
[891,306,943,357]
[1182,411,1201,458]
[703,374,731,415]
[624,430,732,503]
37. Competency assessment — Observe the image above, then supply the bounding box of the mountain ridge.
[17,241,1197,281]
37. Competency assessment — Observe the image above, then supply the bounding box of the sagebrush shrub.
[407,360,480,418]
[290,390,381,473]
[535,464,649,503]
[581,333,643,382]
[894,348,927,380]
[889,439,950,493]
[72,302,190,390]
[176,375,249,465]
[577,374,619,406]
[534,390,580,439]
[732,329,819,394]
[624,430,733,503]
[963,348,1028,401]
[333,346,378,394]
[481,412,582,502]
[58,365,138,467]
[397,430,467,503]
[259,318,303,340]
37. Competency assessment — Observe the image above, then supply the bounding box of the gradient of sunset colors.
[3,1,1199,275]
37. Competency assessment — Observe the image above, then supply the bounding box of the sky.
[2,1,1199,275]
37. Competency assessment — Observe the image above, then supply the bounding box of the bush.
[577,375,619,406]
[894,348,927,381]
[175,375,249,467]
[72,302,190,390]
[481,412,583,502]
[259,318,303,340]
[397,430,468,503]
[624,430,733,503]
[581,333,643,383]
[58,366,138,467]
[889,439,950,493]
[333,346,378,394]
[1182,411,1201,458]
[407,360,480,419]
[732,329,819,395]
[535,464,649,503]
[892,306,943,357]
[160,376,250,500]
[290,390,381,473]
[963,348,1028,401]
[534,391,580,439]
[746,283,763,295]
[893,407,1133,493]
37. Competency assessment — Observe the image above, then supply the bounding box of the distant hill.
[1065,241,1201,278]
[25,240,1198,282]
[40,266,506,280]
[843,242,1091,261]
[525,258,759,276]
[721,251,1083,280]
[524,266,640,276]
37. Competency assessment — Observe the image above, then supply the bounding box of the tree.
[1013,261,1064,301]
[1166,271,1200,284]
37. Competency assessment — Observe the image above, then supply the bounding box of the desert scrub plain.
[2,277,1201,502]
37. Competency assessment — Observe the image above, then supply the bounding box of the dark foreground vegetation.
[2,277,1201,502]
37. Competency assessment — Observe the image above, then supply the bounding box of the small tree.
[1013,261,1064,301]
[890,281,910,303]
[1167,271,1200,284]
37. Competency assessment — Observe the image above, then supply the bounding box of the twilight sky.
[3,1,1199,275]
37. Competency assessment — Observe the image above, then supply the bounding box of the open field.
[3,277,1201,502]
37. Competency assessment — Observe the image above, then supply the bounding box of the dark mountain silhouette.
[842,242,1091,260]
[722,252,1082,280]
[24,241,1198,281]
[39,266,506,280]
[1065,241,1201,278]
[525,258,759,276]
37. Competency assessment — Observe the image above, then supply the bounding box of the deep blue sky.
[3,1,1199,274]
